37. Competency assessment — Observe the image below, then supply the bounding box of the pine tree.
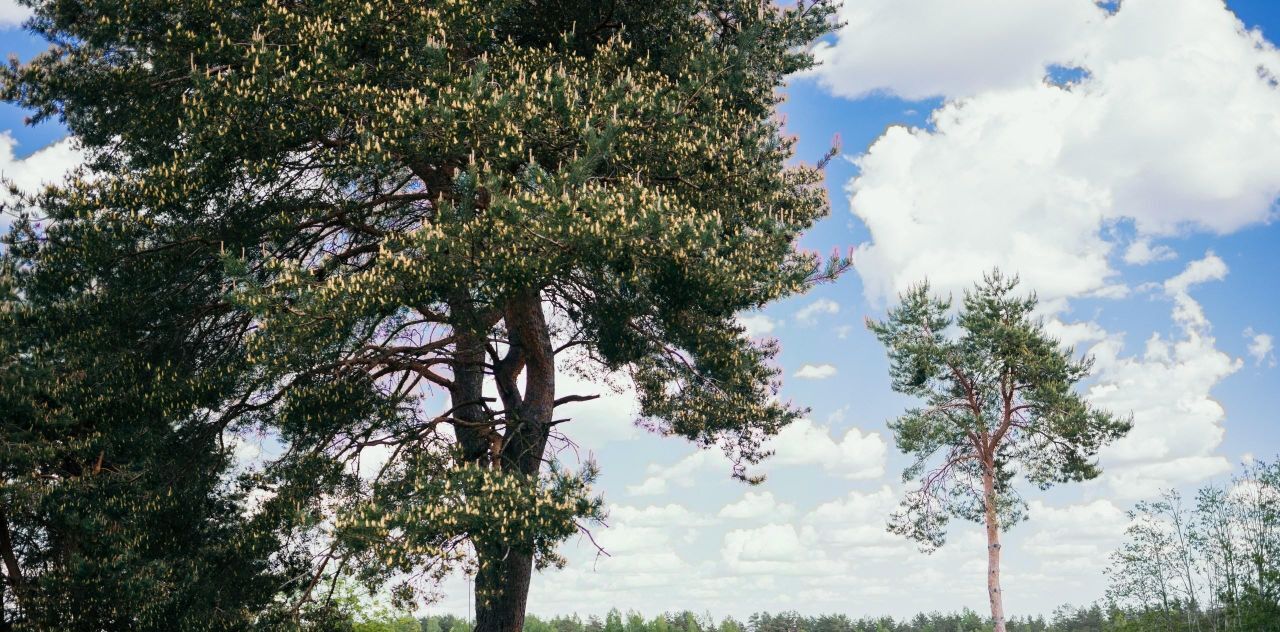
[868,272,1130,632]
[3,0,843,629]
[0,214,283,628]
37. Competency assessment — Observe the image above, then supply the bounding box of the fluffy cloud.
[829,0,1280,305]
[1086,255,1241,498]
[0,1,29,28]
[0,134,83,229]
[626,448,724,496]
[801,486,911,557]
[627,419,886,495]
[608,503,715,528]
[1245,327,1275,367]
[793,363,837,380]
[718,491,795,521]
[1022,499,1129,561]
[737,313,778,338]
[809,0,1102,100]
[721,523,843,575]
[794,298,839,325]
[1123,239,1176,265]
[766,418,887,480]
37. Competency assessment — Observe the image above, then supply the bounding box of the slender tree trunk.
[983,464,1006,632]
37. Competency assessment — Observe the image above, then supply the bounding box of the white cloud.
[808,0,1103,100]
[1087,256,1241,498]
[1022,499,1128,561]
[626,448,724,496]
[833,0,1280,305]
[1164,252,1228,328]
[1164,252,1228,295]
[1245,327,1275,367]
[801,486,912,557]
[608,503,715,528]
[794,298,839,325]
[718,491,795,521]
[0,1,30,28]
[793,363,837,380]
[0,134,83,229]
[737,313,778,338]
[1123,239,1176,265]
[624,476,670,497]
[627,418,886,495]
[768,418,887,480]
[721,523,843,575]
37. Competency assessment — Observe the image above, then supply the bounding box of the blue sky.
[2,0,1278,622]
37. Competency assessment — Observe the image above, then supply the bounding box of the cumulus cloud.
[737,313,778,338]
[626,449,724,496]
[1244,327,1275,367]
[809,0,1103,100]
[794,298,839,325]
[766,418,887,480]
[0,134,83,229]
[828,0,1280,305]
[793,363,837,380]
[627,419,886,495]
[0,1,29,28]
[1164,252,1228,328]
[1086,255,1241,498]
[718,491,795,521]
[800,486,911,557]
[721,523,843,575]
[608,503,715,528]
[1022,499,1129,561]
[1123,239,1177,265]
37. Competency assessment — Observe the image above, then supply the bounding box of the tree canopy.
[0,0,844,628]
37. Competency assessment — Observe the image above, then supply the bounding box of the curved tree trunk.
[983,465,1006,632]
[458,292,556,632]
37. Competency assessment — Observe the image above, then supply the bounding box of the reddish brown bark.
[983,464,1006,632]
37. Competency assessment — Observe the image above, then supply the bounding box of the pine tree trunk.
[474,546,534,632]
[0,503,22,614]
[471,292,555,632]
[983,464,1007,632]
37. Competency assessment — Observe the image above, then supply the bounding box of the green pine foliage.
[868,272,1129,546]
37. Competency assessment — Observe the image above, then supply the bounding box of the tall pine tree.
[868,272,1130,632]
[3,1,843,629]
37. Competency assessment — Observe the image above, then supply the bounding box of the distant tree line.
[351,605,1187,632]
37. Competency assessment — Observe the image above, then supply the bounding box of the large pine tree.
[3,1,842,629]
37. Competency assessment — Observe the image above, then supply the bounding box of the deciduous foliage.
[1,0,844,628]
[868,272,1130,632]
[1107,458,1280,631]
